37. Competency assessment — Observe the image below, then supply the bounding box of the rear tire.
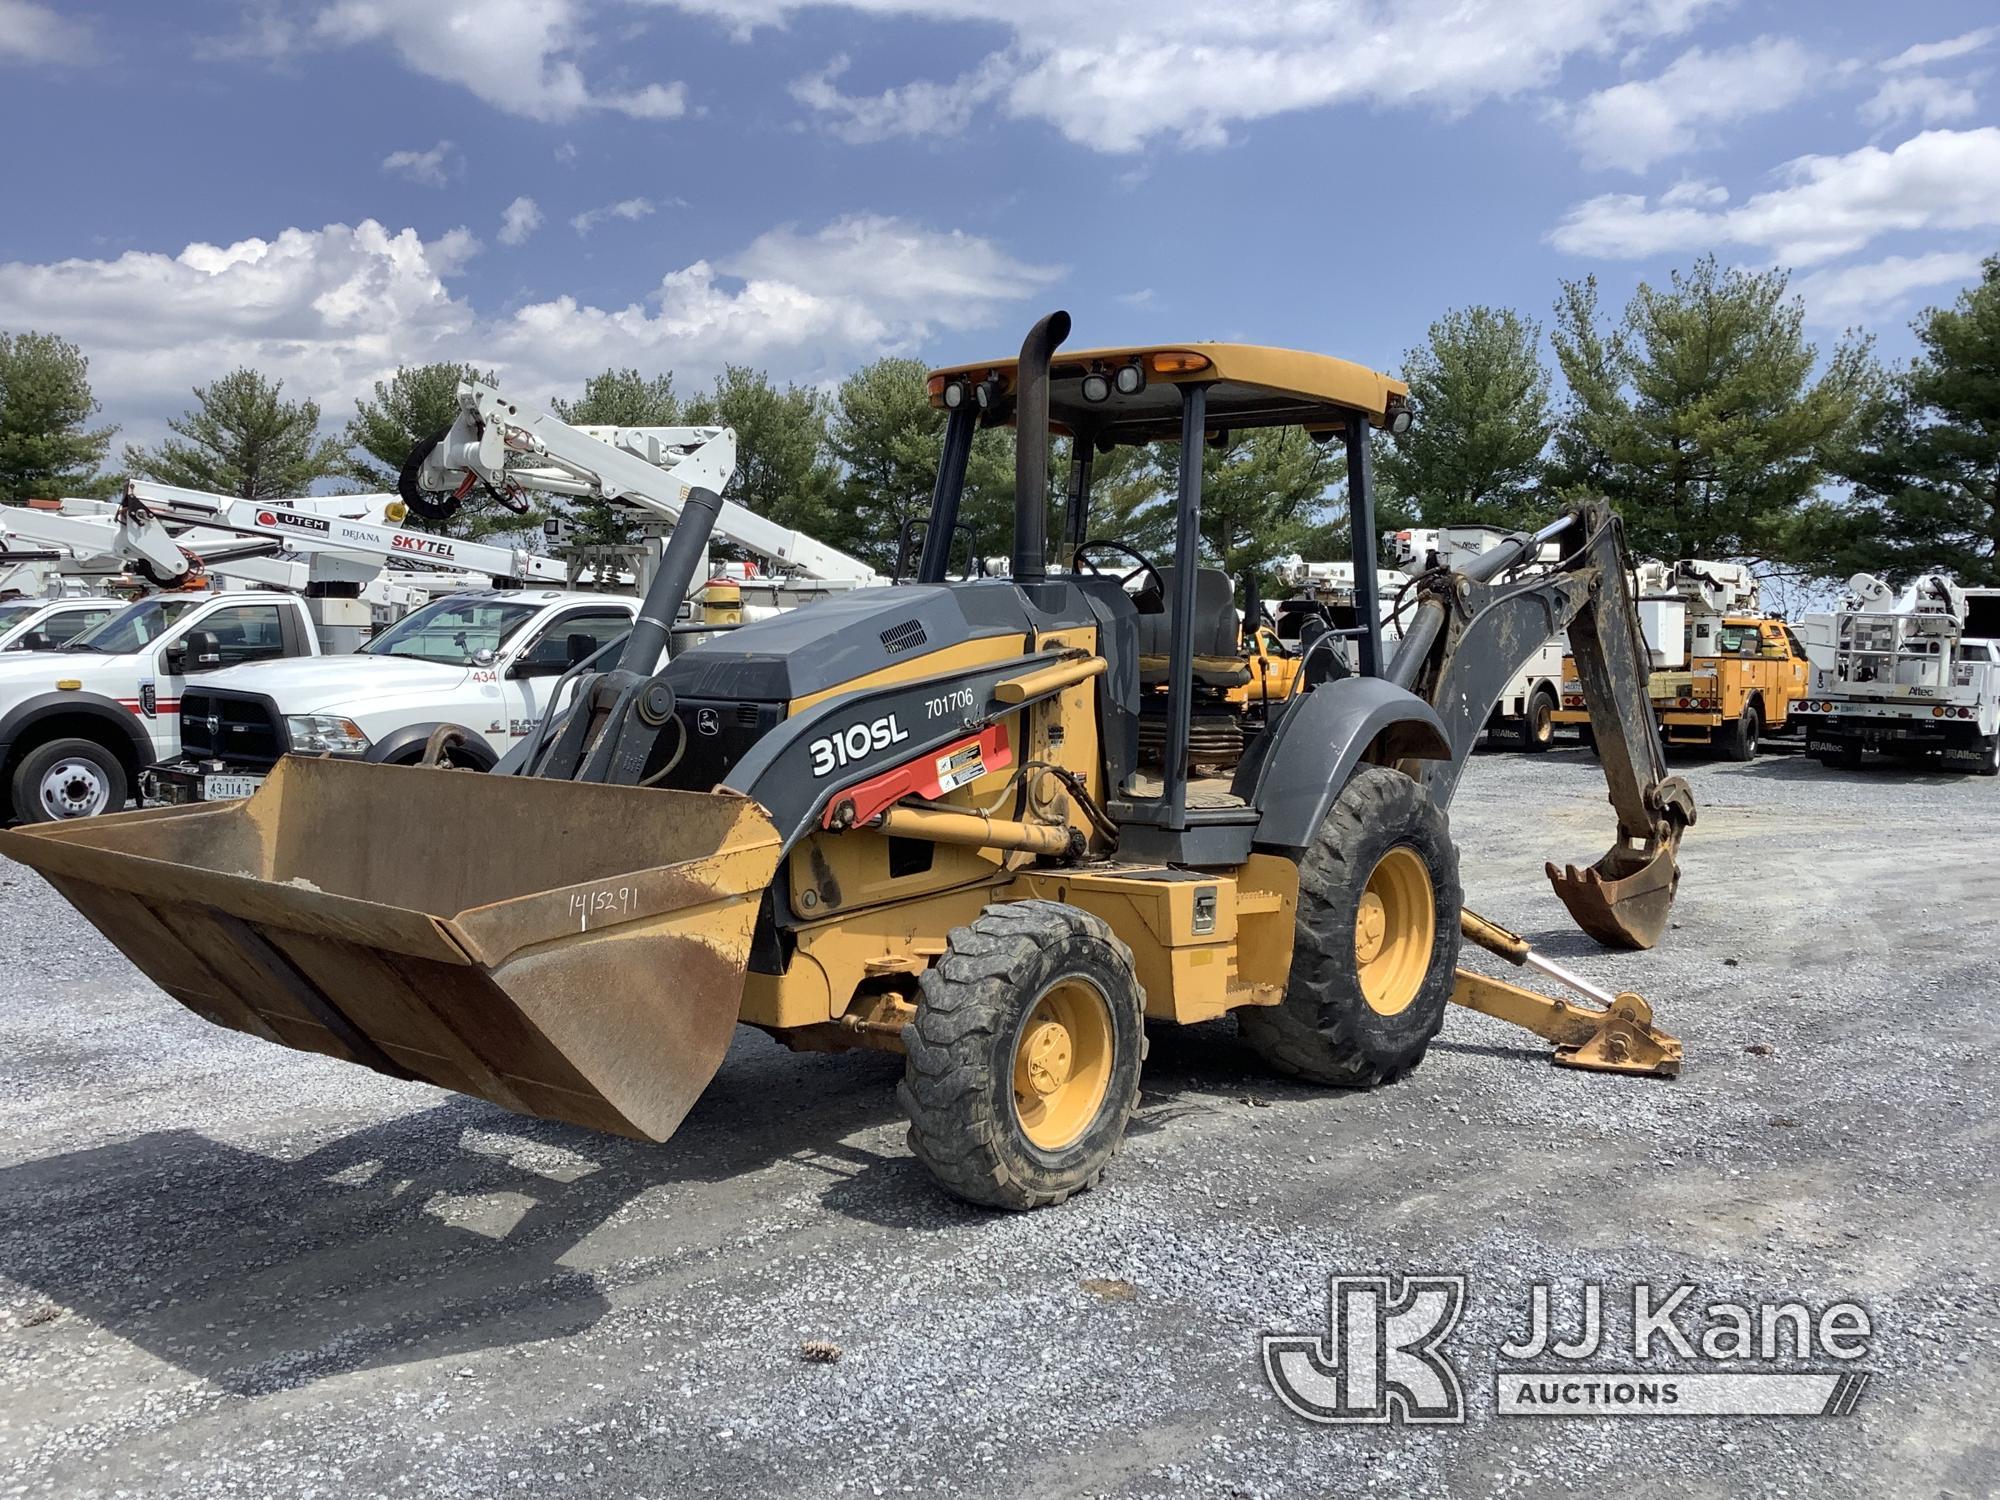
[1520,688,1557,753]
[11,737,128,823]
[1238,766,1461,1086]
[1715,704,1760,761]
[1979,735,2000,777]
[900,901,1146,1211]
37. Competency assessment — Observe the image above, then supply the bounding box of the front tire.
[900,901,1146,1210]
[11,737,128,823]
[1238,766,1462,1086]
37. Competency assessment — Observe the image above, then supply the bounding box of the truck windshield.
[1714,624,1763,655]
[0,601,37,628]
[62,597,202,653]
[364,597,541,665]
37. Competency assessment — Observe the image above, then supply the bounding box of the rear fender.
[1233,676,1451,854]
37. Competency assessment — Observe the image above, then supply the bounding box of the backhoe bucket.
[1546,842,1680,951]
[0,757,783,1142]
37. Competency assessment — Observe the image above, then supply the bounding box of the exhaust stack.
[1011,310,1070,587]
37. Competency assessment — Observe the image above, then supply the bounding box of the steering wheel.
[1071,541,1167,614]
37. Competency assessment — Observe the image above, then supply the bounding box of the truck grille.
[178,691,288,768]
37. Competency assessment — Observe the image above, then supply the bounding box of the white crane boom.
[417,381,883,587]
[120,481,573,585]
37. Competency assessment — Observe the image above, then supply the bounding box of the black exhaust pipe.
[1011,310,1070,587]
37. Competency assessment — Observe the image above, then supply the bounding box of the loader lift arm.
[1385,502,1696,950]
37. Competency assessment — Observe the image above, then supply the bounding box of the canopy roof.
[925,343,1410,444]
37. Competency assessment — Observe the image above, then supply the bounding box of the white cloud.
[1861,72,1979,129]
[208,0,686,123]
[571,197,660,235]
[1881,28,1995,73]
[0,0,92,63]
[1550,127,2000,264]
[789,54,1007,143]
[666,0,1727,152]
[1796,251,1986,324]
[0,215,1061,448]
[1563,36,1816,172]
[499,197,545,247]
[380,140,459,188]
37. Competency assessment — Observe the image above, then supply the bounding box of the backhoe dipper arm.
[1386,500,1695,950]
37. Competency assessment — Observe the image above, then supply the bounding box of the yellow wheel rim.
[1012,978,1115,1151]
[1354,846,1437,1016]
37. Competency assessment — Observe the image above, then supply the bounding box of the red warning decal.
[820,724,1012,829]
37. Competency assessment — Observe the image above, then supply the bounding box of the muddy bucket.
[0,758,783,1141]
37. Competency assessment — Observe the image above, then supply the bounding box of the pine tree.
[681,367,837,538]
[1378,305,1553,528]
[827,358,1014,575]
[125,369,342,500]
[1819,257,2000,585]
[0,331,116,503]
[1549,257,1873,563]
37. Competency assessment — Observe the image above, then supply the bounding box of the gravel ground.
[1,742,1995,1499]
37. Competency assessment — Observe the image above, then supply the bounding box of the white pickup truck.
[0,597,120,653]
[0,589,323,821]
[142,589,639,807]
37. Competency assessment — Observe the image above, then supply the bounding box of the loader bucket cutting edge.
[1545,843,1680,952]
[0,757,783,1143]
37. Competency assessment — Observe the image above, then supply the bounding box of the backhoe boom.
[1387,502,1695,949]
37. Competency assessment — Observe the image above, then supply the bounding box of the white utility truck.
[143,380,825,806]
[0,596,120,652]
[142,588,642,804]
[0,589,330,820]
[1796,573,2000,774]
[0,483,605,821]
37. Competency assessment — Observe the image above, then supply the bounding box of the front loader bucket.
[1546,842,1680,952]
[0,758,782,1142]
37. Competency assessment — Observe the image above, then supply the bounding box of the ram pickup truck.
[0,590,320,821]
[142,589,639,805]
[0,597,120,652]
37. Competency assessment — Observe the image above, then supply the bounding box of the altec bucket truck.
[1795,573,2000,773]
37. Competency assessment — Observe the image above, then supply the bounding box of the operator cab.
[919,324,1411,862]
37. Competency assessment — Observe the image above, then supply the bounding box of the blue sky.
[1,0,1996,449]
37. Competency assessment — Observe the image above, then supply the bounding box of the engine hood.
[195,653,473,713]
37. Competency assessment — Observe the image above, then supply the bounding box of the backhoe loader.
[0,313,1695,1210]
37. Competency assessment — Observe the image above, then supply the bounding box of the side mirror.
[564,632,597,667]
[17,631,51,651]
[171,629,223,674]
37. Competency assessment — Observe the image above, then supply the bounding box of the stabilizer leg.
[1450,907,1682,1078]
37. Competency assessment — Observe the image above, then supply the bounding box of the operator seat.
[1135,567,1252,689]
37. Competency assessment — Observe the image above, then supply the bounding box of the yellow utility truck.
[1557,560,1809,759]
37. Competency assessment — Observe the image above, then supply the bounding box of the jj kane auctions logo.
[1264,1276,1873,1423]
